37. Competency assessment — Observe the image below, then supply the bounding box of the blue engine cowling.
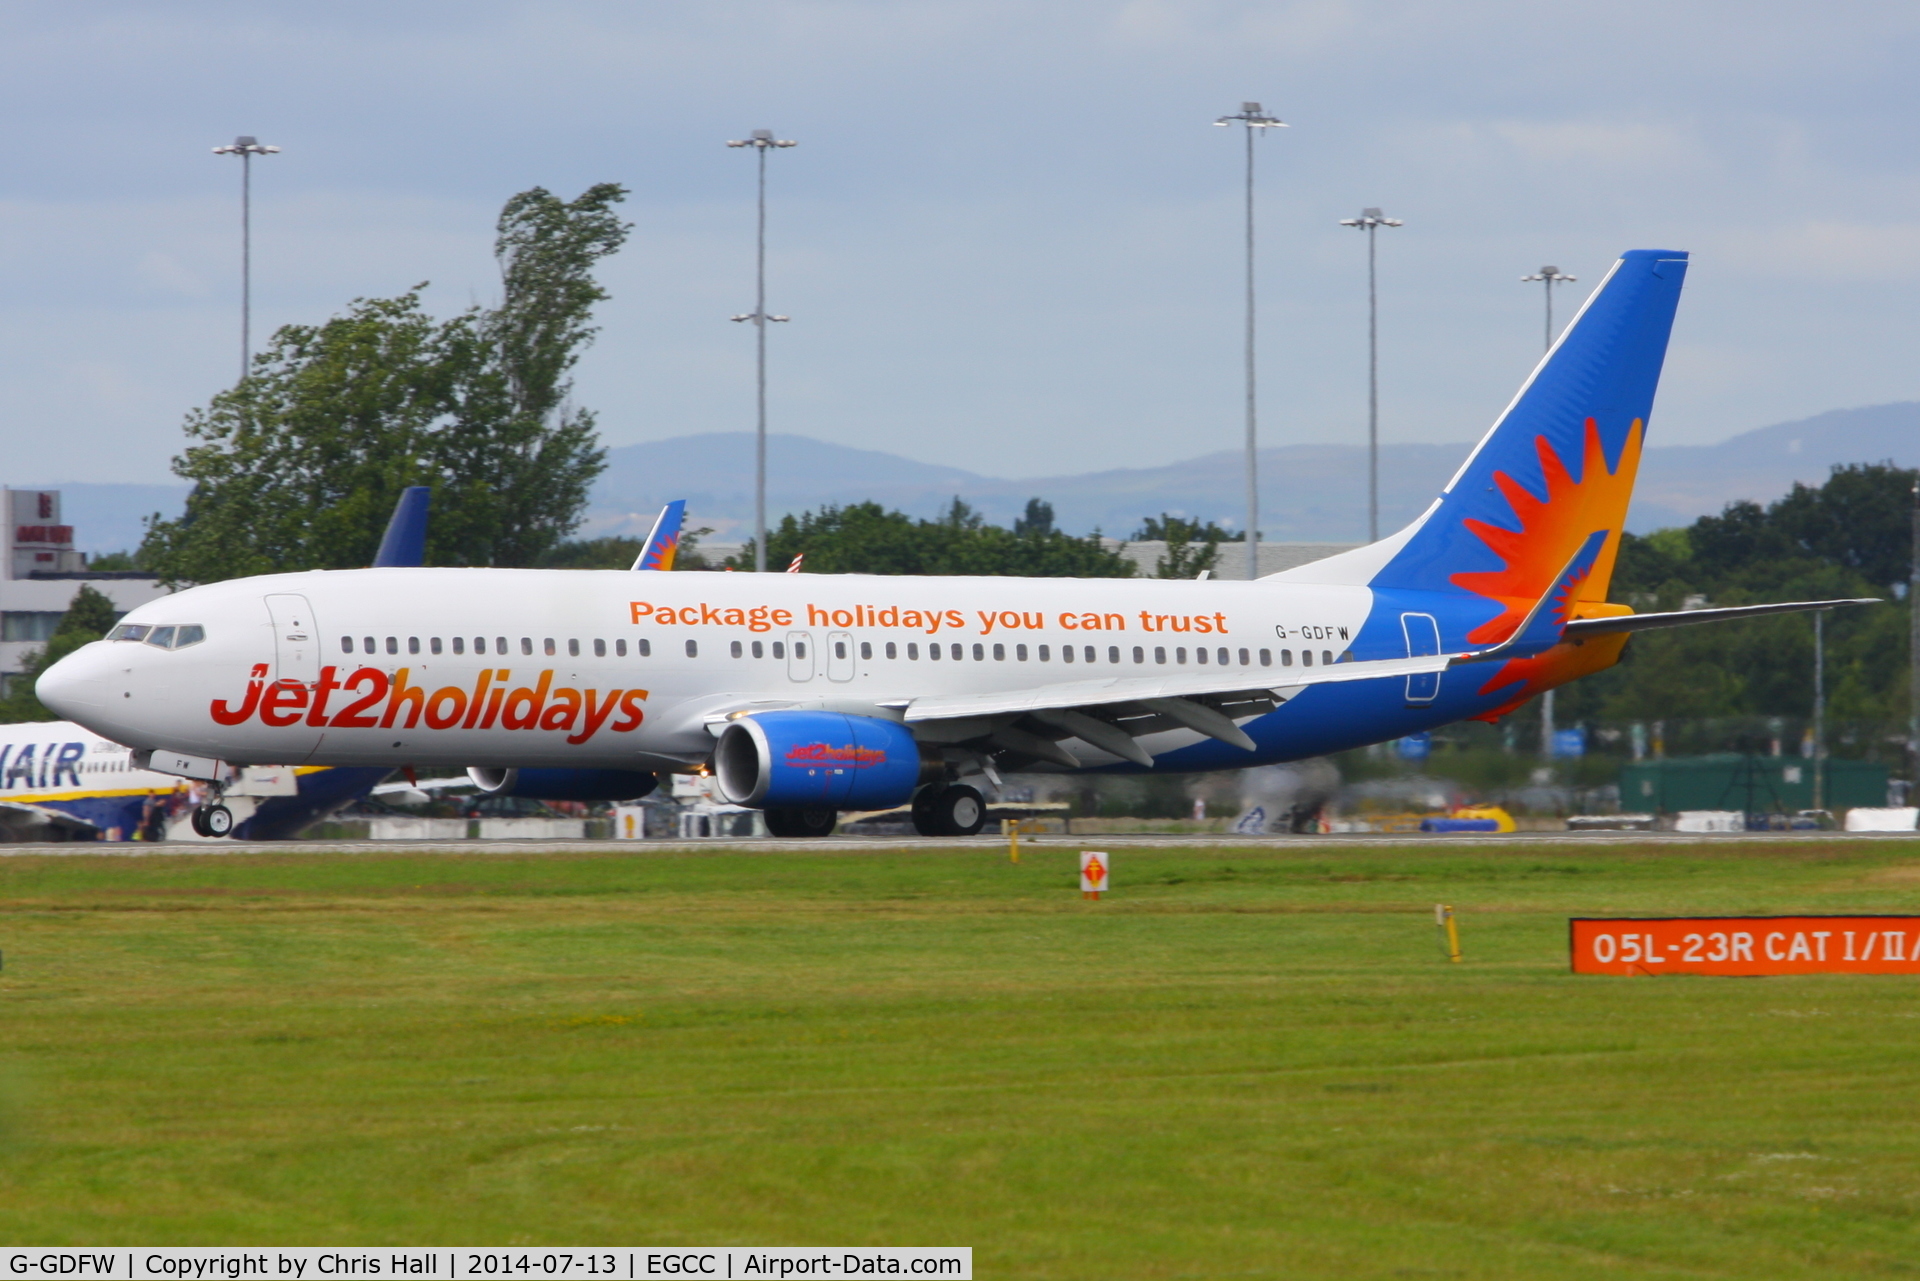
[712,711,923,810]
[467,767,659,801]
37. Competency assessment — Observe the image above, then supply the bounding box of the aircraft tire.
[764,806,837,838]
[188,807,211,838]
[916,784,986,837]
[909,786,945,836]
[203,804,235,837]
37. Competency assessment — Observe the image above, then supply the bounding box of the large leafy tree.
[0,585,121,722]
[1543,462,1914,759]
[141,184,629,582]
[731,500,1135,577]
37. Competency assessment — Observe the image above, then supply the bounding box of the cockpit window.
[110,624,150,642]
[139,625,205,650]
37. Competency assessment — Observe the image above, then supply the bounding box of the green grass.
[5,840,1920,1275]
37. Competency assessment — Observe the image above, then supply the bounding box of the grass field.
[4,838,1920,1276]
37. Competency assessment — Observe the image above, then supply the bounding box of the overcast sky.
[6,1,1919,489]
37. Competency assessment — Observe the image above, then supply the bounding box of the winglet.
[631,500,687,571]
[372,487,430,567]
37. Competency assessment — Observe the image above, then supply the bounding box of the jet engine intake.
[713,711,925,810]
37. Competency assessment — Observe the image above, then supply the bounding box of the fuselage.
[37,565,1616,776]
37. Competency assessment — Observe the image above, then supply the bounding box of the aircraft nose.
[36,644,106,717]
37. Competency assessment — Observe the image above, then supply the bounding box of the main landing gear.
[189,803,235,838]
[763,806,838,838]
[911,784,986,837]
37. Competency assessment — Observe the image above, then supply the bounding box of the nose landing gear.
[189,803,235,838]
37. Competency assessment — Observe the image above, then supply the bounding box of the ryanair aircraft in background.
[38,250,1877,839]
[0,723,382,840]
[0,485,443,840]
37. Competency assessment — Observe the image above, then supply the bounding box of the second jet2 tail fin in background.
[1280,249,1688,648]
[372,486,430,568]
[632,500,688,571]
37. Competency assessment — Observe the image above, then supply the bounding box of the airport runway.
[3,829,1919,855]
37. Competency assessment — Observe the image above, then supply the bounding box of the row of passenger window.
[342,635,655,658]
[335,633,1345,668]
[723,638,1344,667]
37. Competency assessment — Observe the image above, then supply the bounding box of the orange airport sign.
[1572,916,1920,976]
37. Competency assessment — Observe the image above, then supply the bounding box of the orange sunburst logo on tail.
[1454,417,1643,717]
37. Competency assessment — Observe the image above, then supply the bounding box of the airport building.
[0,488,170,691]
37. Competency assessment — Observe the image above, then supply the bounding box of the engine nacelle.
[465,767,659,801]
[713,711,924,810]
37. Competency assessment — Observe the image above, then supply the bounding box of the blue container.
[1420,818,1500,833]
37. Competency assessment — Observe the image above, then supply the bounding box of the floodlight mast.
[728,128,797,574]
[211,135,280,384]
[1910,479,1919,789]
[1339,208,1403,542]
[1520,265,1577,353]
[1215,102,1286,579]
[1520,264,1576,759]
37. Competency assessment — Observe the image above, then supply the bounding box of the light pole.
[1521,264,1577,353]
[1339,207,1402,543]
[1521,265,1575,759]
[1910,478,1919,793]
[211,135,280,384]
[1813,609,1826,811]
[728,128,796,574]
[1215,102,1286,579]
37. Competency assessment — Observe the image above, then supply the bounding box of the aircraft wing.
[900,651,1451,724]
[890,652,1458,767]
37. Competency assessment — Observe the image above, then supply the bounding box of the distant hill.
[1624,402,1920,530]
[29,402,1920,553]
[583,402,1920,542]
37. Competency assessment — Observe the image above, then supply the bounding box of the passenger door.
[786,631,814,682]
[826,630,855,682]
[1401,612,1441,704]
[265,594,319,684]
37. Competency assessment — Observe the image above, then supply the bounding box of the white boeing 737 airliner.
[37,252,1876,838]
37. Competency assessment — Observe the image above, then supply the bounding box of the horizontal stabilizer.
[1561,598,1881,638]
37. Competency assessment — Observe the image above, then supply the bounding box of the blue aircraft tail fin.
[632,500,687,571]
[1296,249,1687,648]
[372,486,430,568]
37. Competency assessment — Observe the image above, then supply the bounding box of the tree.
[140,184,629,583]
[728,500,1134,577]
[1618,462,1918,601]
[1133,513,1231,579]
[1012,498,1054,537]
[1555,463,1909,761]
[0,585,120,722]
